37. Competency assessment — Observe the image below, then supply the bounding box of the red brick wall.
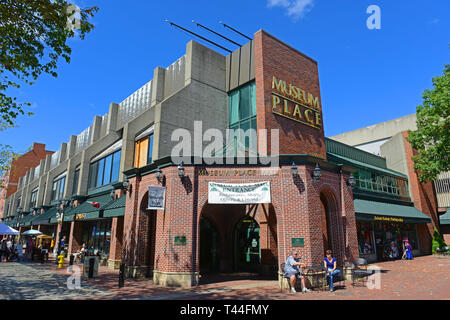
[402,131,440,255]
[254,30,326,159]
[121,163,359,277]
[6,143,53,198]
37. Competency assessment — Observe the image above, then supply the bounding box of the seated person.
[73,243,87,262]
[284,250,311,293]
[324,250,341,292]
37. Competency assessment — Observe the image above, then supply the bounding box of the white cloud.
[267,0,315,20]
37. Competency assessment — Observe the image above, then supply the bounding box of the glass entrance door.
[234,217,260,272]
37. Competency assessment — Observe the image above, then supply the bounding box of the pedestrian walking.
[0,239,6,262]
[6,237,12,261]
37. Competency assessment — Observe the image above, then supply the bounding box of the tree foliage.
[0,0,98,126]
[407,64,450,182]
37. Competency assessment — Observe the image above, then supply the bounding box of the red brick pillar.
[152,166,198,287]
[108,216,124,269]
[339,171,359,263]
[68,221,82,254]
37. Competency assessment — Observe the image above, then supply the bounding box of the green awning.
[440,208,450,225]
[102,195,125,218]
[20,213,39,227]
[64,194,114,222]
[32,207,59,226]
[354,199,432,224]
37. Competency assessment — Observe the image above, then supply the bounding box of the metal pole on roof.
[192,20,242,47]
[165,19,233,53]
[219,21,253,41]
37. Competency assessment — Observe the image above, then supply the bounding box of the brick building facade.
[4,29,438,288]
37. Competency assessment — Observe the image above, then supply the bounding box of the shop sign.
[208,182,271,204]
[271,76,322,129]
[374,216,404,223]
[148,186,165,210]
[174,236,186,246]
[292,238,304,247]
[75,213,85,220]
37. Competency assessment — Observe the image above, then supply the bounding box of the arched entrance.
[199,216,220,273]
[199,202,277,277]
[319,189,341,259]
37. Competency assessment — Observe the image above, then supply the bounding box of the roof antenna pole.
[192,20,242,47]
[219,21,253,41]
[165,19,232,53]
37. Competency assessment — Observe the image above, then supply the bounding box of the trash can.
[82,256,99,278]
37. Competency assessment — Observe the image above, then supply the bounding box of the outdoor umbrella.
[21,230,43,236]
[0,223,20,236]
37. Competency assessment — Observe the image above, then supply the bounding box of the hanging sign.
[208,181,271,204]
[148,186,166,210]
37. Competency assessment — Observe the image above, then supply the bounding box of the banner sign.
[148,186,166,210]
[208,182,271,204]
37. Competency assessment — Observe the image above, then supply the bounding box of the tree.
[407,64,450,182]
[0,0,98,126]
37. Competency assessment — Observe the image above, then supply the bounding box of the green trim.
[103,207,125,218]
[327,153,407,178]
[102,195,125,218]
[87,184,115,197]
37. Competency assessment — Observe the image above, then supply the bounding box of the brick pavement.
[0,255,449,300]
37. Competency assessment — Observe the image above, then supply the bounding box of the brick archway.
[319,187,344,265]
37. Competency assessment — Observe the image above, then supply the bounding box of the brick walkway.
[1,255,449,300]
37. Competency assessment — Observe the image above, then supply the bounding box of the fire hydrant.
[57,254,65,268]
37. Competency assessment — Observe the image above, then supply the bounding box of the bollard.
[69,254,74,266]
[118,263,125,288]
[88,257,95,278]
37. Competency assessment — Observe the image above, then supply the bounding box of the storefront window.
[357,221,375,254]
[81,219,112,257]
[371,221,419,260]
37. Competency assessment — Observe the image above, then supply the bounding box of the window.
[51,176,66,201]
[29,189,38,209]
[72,169,80,196]
[354,169,409,198]
[134,134,153,168]
[88,149,121,190]
[228,82,257,155]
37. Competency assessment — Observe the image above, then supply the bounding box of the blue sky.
[1,0,449,154]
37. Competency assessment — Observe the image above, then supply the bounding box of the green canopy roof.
[102,195,125,218]
[354,199,432,224]
[20,213,40,227]
[64,193,114,222]
[32,207,59,226]
[328,153,408,178]
[439,208,450,225]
